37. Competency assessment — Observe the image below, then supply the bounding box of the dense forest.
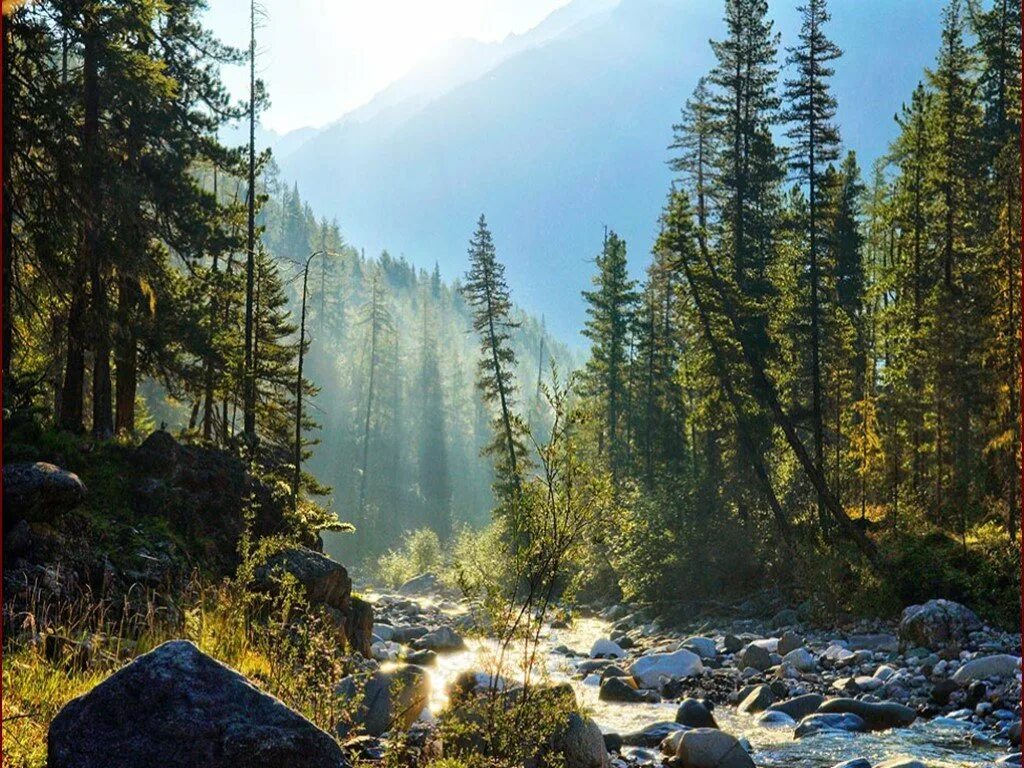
[569,0,1022,621]
[2,0,1020,623]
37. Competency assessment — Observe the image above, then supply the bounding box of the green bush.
[375,528,444,589]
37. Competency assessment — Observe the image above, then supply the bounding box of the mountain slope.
[279,0,943,339]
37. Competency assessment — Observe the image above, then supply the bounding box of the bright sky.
[202,0,569,134]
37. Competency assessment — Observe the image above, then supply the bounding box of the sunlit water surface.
[408,605,1005,768]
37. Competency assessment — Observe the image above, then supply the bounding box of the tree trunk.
[114,275,137,435]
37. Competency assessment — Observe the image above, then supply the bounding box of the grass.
[1,578,353,768]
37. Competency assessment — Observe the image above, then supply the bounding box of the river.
[412,609,1005,768]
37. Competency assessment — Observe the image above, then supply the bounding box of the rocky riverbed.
[360,578,1021,768]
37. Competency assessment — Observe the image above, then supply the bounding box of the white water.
[417,609,1005,768]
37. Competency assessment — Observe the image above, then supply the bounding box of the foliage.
[375,528,445,590]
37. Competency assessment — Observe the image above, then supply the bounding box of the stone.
[847,633,899,653]
[253,547,351,611]
[397,573,439,595]
[738,643,772,672]
[766,693,824,721]
[794,713,867,738]
[3,462,86,526]
[343,596,374,657]
[756,711,795,729]
[374,624,396,642]
[620,722,687,747]
[737,684,775,714]
[405,649,438,667]
[413,626,465,653]
[391,625,430,644]
[47,641,346,768]
[591,638,627,658]
[675,728,754,768]
[817,698,917,731]
[554,713,609,768]
[782,648,817,672]
[628,650,703,688]
[599,677,645,703]
[675,698,717,729]
[951,655,1021,684]
[682,637,718,659]
[898,599,982,653]
[336,664,430,737]
[831,761,872,768]
[875,761,928,768]
[777,631,803,656]
[1010,720,1021,746]
[723,635,743,654]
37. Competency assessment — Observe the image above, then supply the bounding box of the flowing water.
[417,608,1006,768]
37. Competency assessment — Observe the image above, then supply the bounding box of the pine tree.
[461,215,526,500]
[782,0,842,529]
[581,231,637,480]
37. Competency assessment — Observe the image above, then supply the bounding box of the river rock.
[336,664,430,737]
[848,633,898,653]
[675,728,754,768]
[723,634,743,653]
[898,599,982,653]
[628,650,703,688]
[683,637,718,659]
[875,760,928,768]
[817,698,916,731]
[554,713,609,768]
[766,693,824,721]
[831,761,872,768]
[413,626,465,652]
[738,643,772,672]
[756,711,796,729]
[591,638,627,658]
[675,698,717,729]
[48,640,346,768]
[253,547,351,610]
[738,684,775,714]
[782,647,817,672]
[951,654,1021,684]
[620,722,687,747]
[600,677,644,703]
[3,461,86,527]
[794,712,867,738]
[777,631,803,656]
[397,573,439,595]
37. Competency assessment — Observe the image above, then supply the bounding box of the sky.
[202,0,570,133]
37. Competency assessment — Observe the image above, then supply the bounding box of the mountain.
[276,0,944,341]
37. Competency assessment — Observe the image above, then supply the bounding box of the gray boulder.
[682,637,718,659]
[3,462,86,525]
[414,626,466,653]
[675,728,754,768]
[817,698,916,731]
[620,721,687,747]
[782,647,817,672]
[336,664,430,737]
[951,654,1021,684]
[48,641,346,768]
[554,713,609,768]
[777,631,804,656]
[875,761,928,768]
[831,761,872,768]
[253,547,351,610]
[675,698,717,729]
[628,650,703,688]
[397,573,439,595]
[898,599,982,653]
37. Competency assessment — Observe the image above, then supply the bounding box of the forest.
[1,0,1021,766]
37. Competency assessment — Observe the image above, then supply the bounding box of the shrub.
[375,528,444,589]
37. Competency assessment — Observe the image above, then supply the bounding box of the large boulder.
[599,677,645,703]
[951,655,1021,684]
[48,640,346,768]
[553,713,609,768]
[3,462,86,527]
[397,573,440,596]
[620,722,687,747]
[782,648,817,672]
[590,638,627,658]
[898,599,982,653]
[817,698,916,731]
[628,650,704,688]
[133,430,181,476]
[682,637,718,659]
[675,729,754,768]
[253,547,352,611]
[738,684,775,714]
[336,664,430,737]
